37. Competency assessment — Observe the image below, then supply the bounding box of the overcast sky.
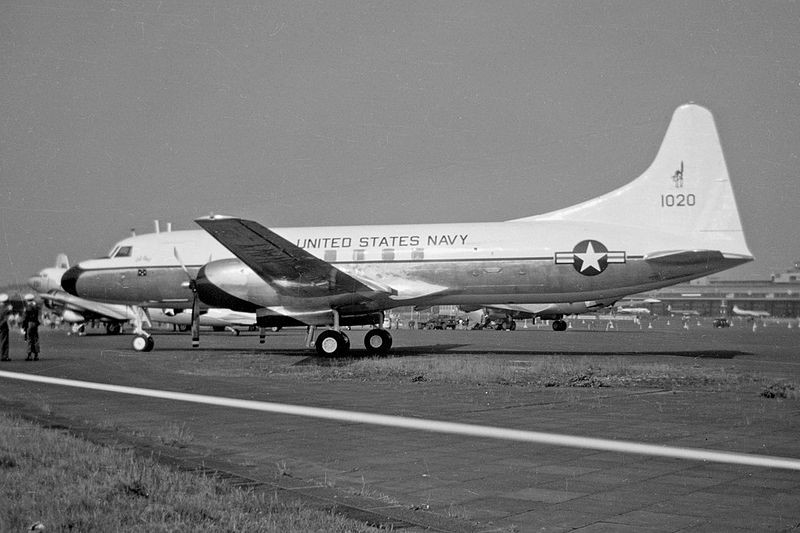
[1,1,798,285]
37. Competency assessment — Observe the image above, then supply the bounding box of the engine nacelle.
[61,309,85,324]
[196,258,266,312]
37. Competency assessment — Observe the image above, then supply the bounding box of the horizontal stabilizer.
[645,250,725,265]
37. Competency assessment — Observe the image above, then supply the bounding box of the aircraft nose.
[26,275,41,291]
[61,265,84,296]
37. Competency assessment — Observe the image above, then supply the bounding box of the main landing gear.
[315,329,351,357]
[313,327,393,357]
[364,328,392,354]
[552,319,568,331]
[311,311,394,357]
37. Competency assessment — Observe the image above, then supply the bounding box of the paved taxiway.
[1,320,799,532]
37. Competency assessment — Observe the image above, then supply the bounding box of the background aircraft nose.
[61,265,83,296]
[26,275,42,291]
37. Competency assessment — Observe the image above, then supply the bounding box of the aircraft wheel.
[106,323,121,335]
[132,334,154,352]
[178,324,190,332]
[315,330,350,357]
[364,329,393,354]
[552,320,567,332]
[509,320,517,331]
[271,326,282,332]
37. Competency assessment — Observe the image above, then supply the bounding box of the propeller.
[174,247,200,348]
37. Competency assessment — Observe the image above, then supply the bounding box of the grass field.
[0,414,378,532]
[184,351,798,398]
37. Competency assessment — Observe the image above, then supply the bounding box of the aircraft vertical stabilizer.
[55,253,70,270]
[515,104,752,259]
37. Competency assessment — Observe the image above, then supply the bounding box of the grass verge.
[293,355,771,391]
[0,414,377,532]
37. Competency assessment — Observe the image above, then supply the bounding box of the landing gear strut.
[130,306,155,351]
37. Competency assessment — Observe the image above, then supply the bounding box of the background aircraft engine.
[196,258,261,312]
[61,309,85,323]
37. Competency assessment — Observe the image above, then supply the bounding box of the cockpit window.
[114,246,132,258]
[108,246,119,258]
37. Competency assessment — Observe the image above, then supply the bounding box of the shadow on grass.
[293,345,749,366]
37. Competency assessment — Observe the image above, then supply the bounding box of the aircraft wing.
[40,290,132,321]
[482,300,612,318]
[195,216,388,299]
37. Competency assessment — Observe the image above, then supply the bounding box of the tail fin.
[515,104,752,258]
[55,254,69,269]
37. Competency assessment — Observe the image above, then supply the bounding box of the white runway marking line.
[2,370,799,471]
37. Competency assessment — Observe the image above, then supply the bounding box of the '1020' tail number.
[661,193,696,207]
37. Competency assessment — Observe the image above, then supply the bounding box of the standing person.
[21,294,41,361]
[0,294,11,361]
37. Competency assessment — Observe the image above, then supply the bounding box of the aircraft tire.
[509,320,517,331]
[315,330,350,357]
[364,329,393,355]
[106,323,122,335]
[552,320,567,332]
[132,334,154,352]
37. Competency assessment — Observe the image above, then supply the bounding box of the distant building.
[641,263,800,318]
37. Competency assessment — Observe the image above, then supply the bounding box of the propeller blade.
[175,247,200,347]
[191,292,200,348]
[173,247,193,281]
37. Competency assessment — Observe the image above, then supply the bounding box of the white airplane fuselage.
[62,220,747,322]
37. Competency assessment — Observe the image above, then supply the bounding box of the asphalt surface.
[1,318,799,532]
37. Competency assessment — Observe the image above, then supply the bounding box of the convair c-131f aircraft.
[62,104,753,356]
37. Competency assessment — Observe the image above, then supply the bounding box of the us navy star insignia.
[554,240,626,276]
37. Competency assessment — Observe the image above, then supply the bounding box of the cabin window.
[114,246,132,258]
[382,248,395,261]
[353,249,365,262]
[324,250,337,262]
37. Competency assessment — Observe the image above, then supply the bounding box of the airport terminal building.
[640,264,800,318]
[412,263,800,325]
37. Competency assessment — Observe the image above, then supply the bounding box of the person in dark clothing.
[21,294,40,361]
[0,294,11,361]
